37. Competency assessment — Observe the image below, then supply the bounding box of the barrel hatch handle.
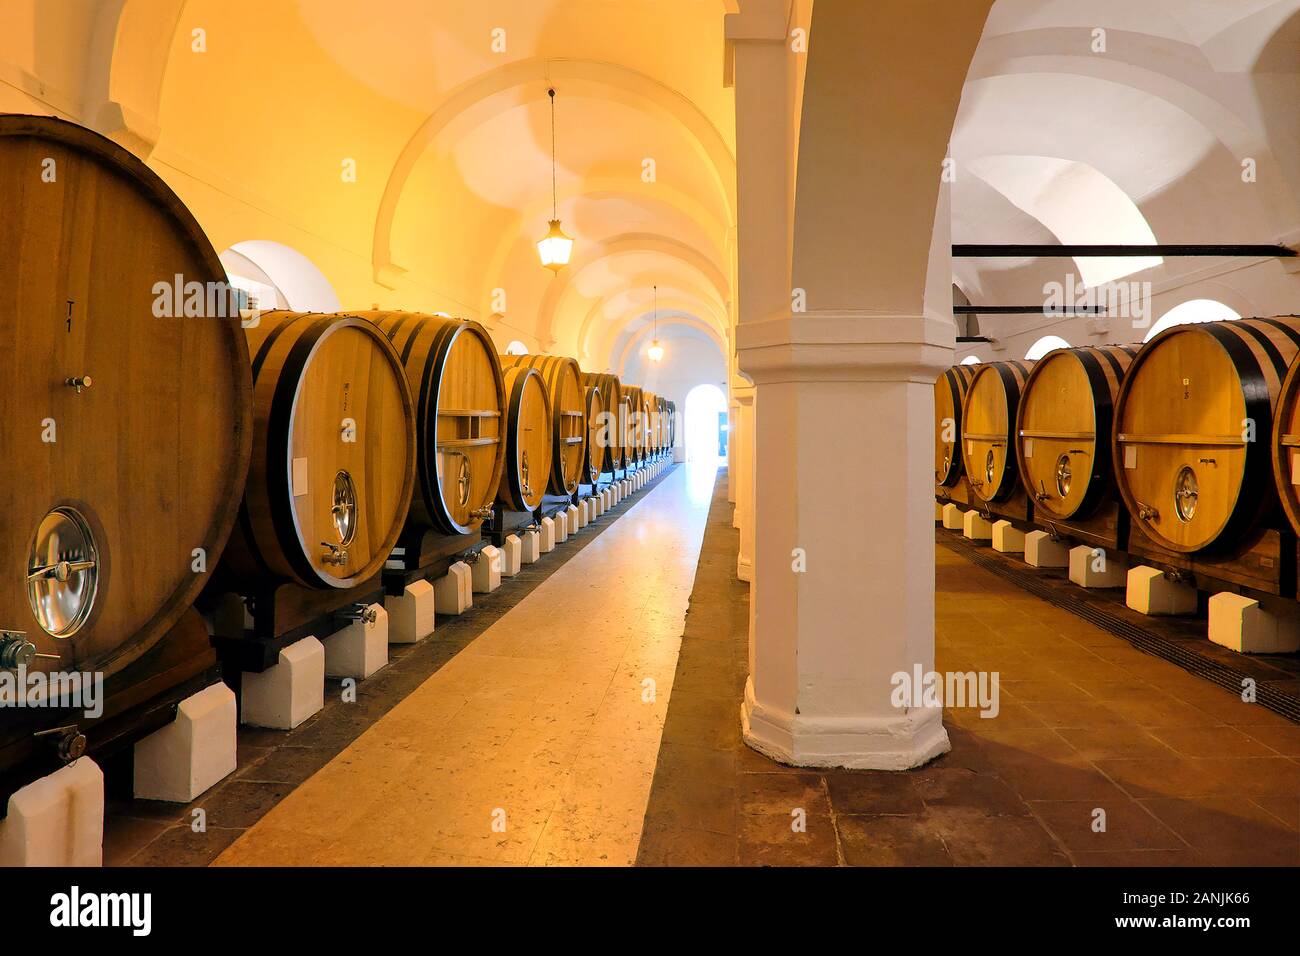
[1136,501,1159,522]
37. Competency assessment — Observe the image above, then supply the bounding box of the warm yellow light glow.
[537,219,574,271]
[648,339,664,362]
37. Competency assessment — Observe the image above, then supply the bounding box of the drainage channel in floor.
[939,529,1300,725]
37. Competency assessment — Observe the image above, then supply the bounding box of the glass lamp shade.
[537,219,574,271]
[648,340,665,362]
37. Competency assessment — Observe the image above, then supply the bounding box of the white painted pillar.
[728,394,739,507]
[732,0,993,769]
[735,389,755,582]
[739,314,955,769]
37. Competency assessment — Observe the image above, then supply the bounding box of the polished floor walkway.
[637,479,1300,865]
[213,463,717,866]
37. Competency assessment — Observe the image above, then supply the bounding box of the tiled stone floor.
[102,465,681,866]
[636,478,1300,866]
[206,462,714,866]
[107,463,1300,867]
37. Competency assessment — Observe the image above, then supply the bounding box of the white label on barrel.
[1124,445,1137,470]
[1024,439,1034,458]
[1292,450,1300,485]
[292,457,309,496]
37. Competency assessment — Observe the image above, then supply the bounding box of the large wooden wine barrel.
[1015,346,1137,520]
[497,366,553,512]
[1270,331,1300,537]
[0,115,252,678]
[935,364,978,487]
[1116,317,1300,553]
[960,361,1034,503]
[501,354,586,495]
[581,372,626,472]
[666,401,677,450]
[583,385,606,484]
[652,393,667,453]
[642,391,655,458]
[226,313,416,588]
[365,312,506,534]
[624,385,645,463]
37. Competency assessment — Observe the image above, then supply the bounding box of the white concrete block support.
[1125,567,1197,616]
[240,635,325,730]
[520,528,541,564]
[384,579,436,644]
[1024,530,1069,568]
[940,503,963,530]
[1068,545,1128,588]
[472,545,502,593]
[566,504,580,535]
[500,534,522,577]
[433,561,473,614]
[539,517,556,553]
[1209,593,1300,654]
[324,605,389,679]
[134,683,237,803]
[0,758,103,867]
[578,499,591,527]
[961,510,992,542]
[991,520,1025,553]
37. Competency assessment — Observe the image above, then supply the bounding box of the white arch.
[1025,334,1071,359]
[372,57,738,287]
[964,33,1300,233]
[223,240,340,313]
[615,315,727,378]
[1143,298,1241,342]
[967,155,1162,285]
[504,340,529,356]
[960,355,982,365]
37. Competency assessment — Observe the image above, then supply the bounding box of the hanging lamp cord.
[549,87,558,219]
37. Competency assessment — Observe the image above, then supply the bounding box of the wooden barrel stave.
[584,385,606,484]
[229,312,416,589]
[581,372,625,471]
[1116,317,1300,553]
[1015,345,1137,520]
[960,361,1034,503]
[365,312,506,535]
[497,366,553,512]
[502,354,586,495]
[1270,318,1300,537]
[934,364,977,487]
[0,115,252,678]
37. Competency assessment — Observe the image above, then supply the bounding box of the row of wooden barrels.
[2,114,674,684]
[233,310,677,595]
[935,316,1300,557]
